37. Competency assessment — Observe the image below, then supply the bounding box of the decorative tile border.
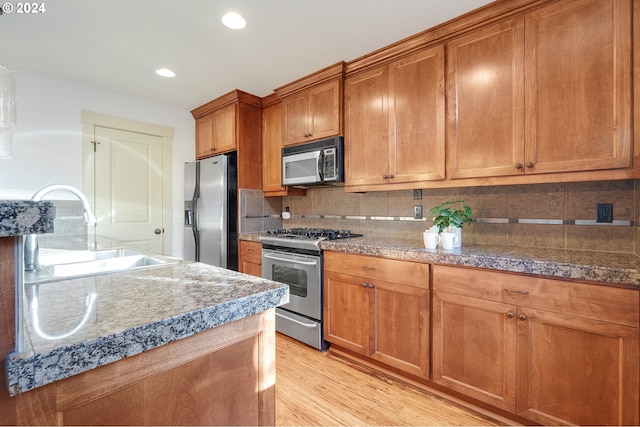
[245,214,635,227]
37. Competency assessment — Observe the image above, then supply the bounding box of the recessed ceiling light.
[156,68,176,78]
[222,12,246,30]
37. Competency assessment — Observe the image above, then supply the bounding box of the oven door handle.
[263,254,318,266]
[276,312,318,328]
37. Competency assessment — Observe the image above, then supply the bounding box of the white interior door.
[93,126,164,253]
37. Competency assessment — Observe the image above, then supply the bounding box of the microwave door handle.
[317,151,324,182]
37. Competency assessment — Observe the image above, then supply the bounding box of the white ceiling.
[0,0,493,111]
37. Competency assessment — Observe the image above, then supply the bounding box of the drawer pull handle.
[363,266,376,271]
[504,289,529,295]
[506,311,515,318]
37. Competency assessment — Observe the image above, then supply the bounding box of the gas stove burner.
[265,228,361,241]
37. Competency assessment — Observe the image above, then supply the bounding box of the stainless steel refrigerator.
[183,153,238,270]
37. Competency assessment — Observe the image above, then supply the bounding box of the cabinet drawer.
[325,252,429,289]
[240,241,262,259]
[432,265,639,327]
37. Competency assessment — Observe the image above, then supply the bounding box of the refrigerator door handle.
[192,165,201,262]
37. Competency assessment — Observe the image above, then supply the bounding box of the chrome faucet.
[24,185,97,271]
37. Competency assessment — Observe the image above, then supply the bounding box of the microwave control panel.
[323,148,337,181]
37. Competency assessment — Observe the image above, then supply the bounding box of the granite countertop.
[241,233,640,288]
[0,200,54,237]
[5,261,289,396]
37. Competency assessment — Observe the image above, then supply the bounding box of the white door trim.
[81,110,173,255]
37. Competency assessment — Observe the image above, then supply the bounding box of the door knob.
[154,228,162,235]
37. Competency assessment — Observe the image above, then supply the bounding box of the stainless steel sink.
[24,248,181,283]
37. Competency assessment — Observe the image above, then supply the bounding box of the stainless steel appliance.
[184,153,238,270]
[260,228,362,350]
[282,136,344,186]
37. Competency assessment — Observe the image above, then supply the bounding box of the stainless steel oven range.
[260,228,362,350]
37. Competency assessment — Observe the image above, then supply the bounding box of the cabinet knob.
[526,162,534,168]
[506,311,515,318]
[515,163,523,169]
[362,283,368,287]
[210,148,215,152]
[382,175,388,179]
[388,174,395,179]
[368,284,375,288]
[518,313,527,321]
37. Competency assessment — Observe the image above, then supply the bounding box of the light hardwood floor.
[275,334,505,426]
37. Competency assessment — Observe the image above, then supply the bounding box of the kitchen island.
[8,263,287,425]
[0,201,289,426]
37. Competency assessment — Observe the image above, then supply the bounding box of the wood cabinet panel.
[389,45,445,183]
[432,264,639,425]
[345,46,445,189]
[446,0,632,182]
[446,17,525,179]
[325,252,428,289]
[195,103,236,158]
[432,265,639,327]
[191,90,262,189]
[344,66,389,186]
[517,307,639,426]
[262,101,284,192]
[282,79,341,146]
[324,270,370,355]
[524,0,632,174]
[324,252,429,379]
[370,279,429,378]
[239,240,262,277]
[432,291,517,412]
[63,336,260,426]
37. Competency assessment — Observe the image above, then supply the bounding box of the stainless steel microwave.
[282,136,344,186]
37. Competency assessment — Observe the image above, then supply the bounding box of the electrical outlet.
[414,205,423,219]
[413,189,422,200]
[596,203,612,223]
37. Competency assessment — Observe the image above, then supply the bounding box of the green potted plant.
[428,200,472,248]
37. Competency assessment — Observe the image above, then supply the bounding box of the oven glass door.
[262,248,321,320]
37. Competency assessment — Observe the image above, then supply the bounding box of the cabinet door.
[344,66,389,186]
[446,17,525,179]
[196,104,237,159]
[516,307,639,426]
[262,103,284,192]
[211,103,237,154]
[239,241,262,277]
[369,280,429,379]
[524,0,632,174]
[389,45,445,183]
[282,93,308,146]
[323,271,369,355]
[308,80,341,142]
[432,291,517,412]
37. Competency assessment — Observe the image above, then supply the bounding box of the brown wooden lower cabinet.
[6,310,276,426]
[432,265,639,426]
[323,252,430,379]
[239,240,262,277]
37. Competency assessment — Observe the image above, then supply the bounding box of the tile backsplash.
[241,180,637,255]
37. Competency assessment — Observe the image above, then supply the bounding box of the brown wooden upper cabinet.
[261,94,306,197]
[191,90,263,189]
[345,45,445,190]
[191,90,262,160]
[447,0,632,180]
[276,62,344,147]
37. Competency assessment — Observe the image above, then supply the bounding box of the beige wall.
[279,180,636,254]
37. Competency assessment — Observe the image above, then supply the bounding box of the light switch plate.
[414,205,423,219]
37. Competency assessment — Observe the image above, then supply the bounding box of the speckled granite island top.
[0,200,54,237]
[241,233,640,288]
[5,262,289,396]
